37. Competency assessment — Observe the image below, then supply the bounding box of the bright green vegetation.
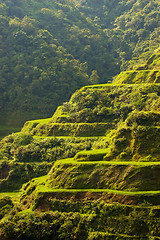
[36,185,160,196]
[1,80,160,191]
[1,52,160,239]
[47,161,160,192]
[22,122,112,137]
[56,158,160,166]
[1,0,160,126]
[114,54,160,84]
[22,83,160,127]
[114,69,160,84]
[0,133,110,191]
[32,173,160,195]
[0,192,19,198]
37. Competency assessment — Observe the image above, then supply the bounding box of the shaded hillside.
[0,0,118,126]
[0,0,160,126]
[65,0,160,69]
[0,10,90,125]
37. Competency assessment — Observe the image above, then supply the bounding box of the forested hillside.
[0,1,160,239]
[0,0,160,128]
[0,52,160,239]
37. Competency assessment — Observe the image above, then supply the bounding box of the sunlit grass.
[33,136,107,139]
[26,118,52,124]
[55,158,160,166]
[36,186,160,196]
[34,175,48,182]
[0,192,19,198]
[81,82,160,90]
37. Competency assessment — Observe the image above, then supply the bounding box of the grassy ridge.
[55,158,160,166]
[0,192,19,198]
[36,186,160,196]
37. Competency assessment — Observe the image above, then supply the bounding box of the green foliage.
[1,0,160,126]
[46,158,160,191]
[74,149,109,161]
[0,200,160,239]
[0,131,110,190]
[20,83,160,137]
[0,17,160,237]
[23,122,112,137]
[125,111,160,126]
[0,196,14,220]
[0,161,52,191]
[0,133,108,162]
[114,70,160,84]
[1,82,160,191]
[64,84,160,123]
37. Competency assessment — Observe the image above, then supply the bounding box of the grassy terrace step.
[114,70,160,84]
[55,158,160,166]
[74,149,109,161]
[22,122,112,137]
[32,176,160,196]
[31,172,160,194]
[0,192,19,198]
[48,159,160,192]
[20,83,160,137]
[88,232,160,240]
[36,186,160,196]
[21,118,53,133]
[79,83,160,90]
[33,136,107,139]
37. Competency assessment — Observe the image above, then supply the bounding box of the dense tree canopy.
[0,0,160,125]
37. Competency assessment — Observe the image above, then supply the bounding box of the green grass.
[87,232,160,239]
[124,70,160,73]
[23,122,111,137]
[55,158,160,166]
[18,209,34,215]
[76,149,109,155]
[80,82,160,90]
[25,118,52,124]
[0,192,20,198]
[36,186,160,196]
[34,175,48,182]
[114,70,160,84]
[74,148,110,161]
[33,136,106,139]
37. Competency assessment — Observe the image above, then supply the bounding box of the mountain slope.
[1,53,160,191]
[114,51,160,84]
[0,2,160,238]
[0,0,160,127]
[1,62,160,239]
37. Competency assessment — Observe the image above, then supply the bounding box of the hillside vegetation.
[0,53,160,239]
[0,0,160,127]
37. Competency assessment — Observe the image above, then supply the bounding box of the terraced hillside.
[0,55,160,239]
[19,82,160,194]
[114,52,160,84]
